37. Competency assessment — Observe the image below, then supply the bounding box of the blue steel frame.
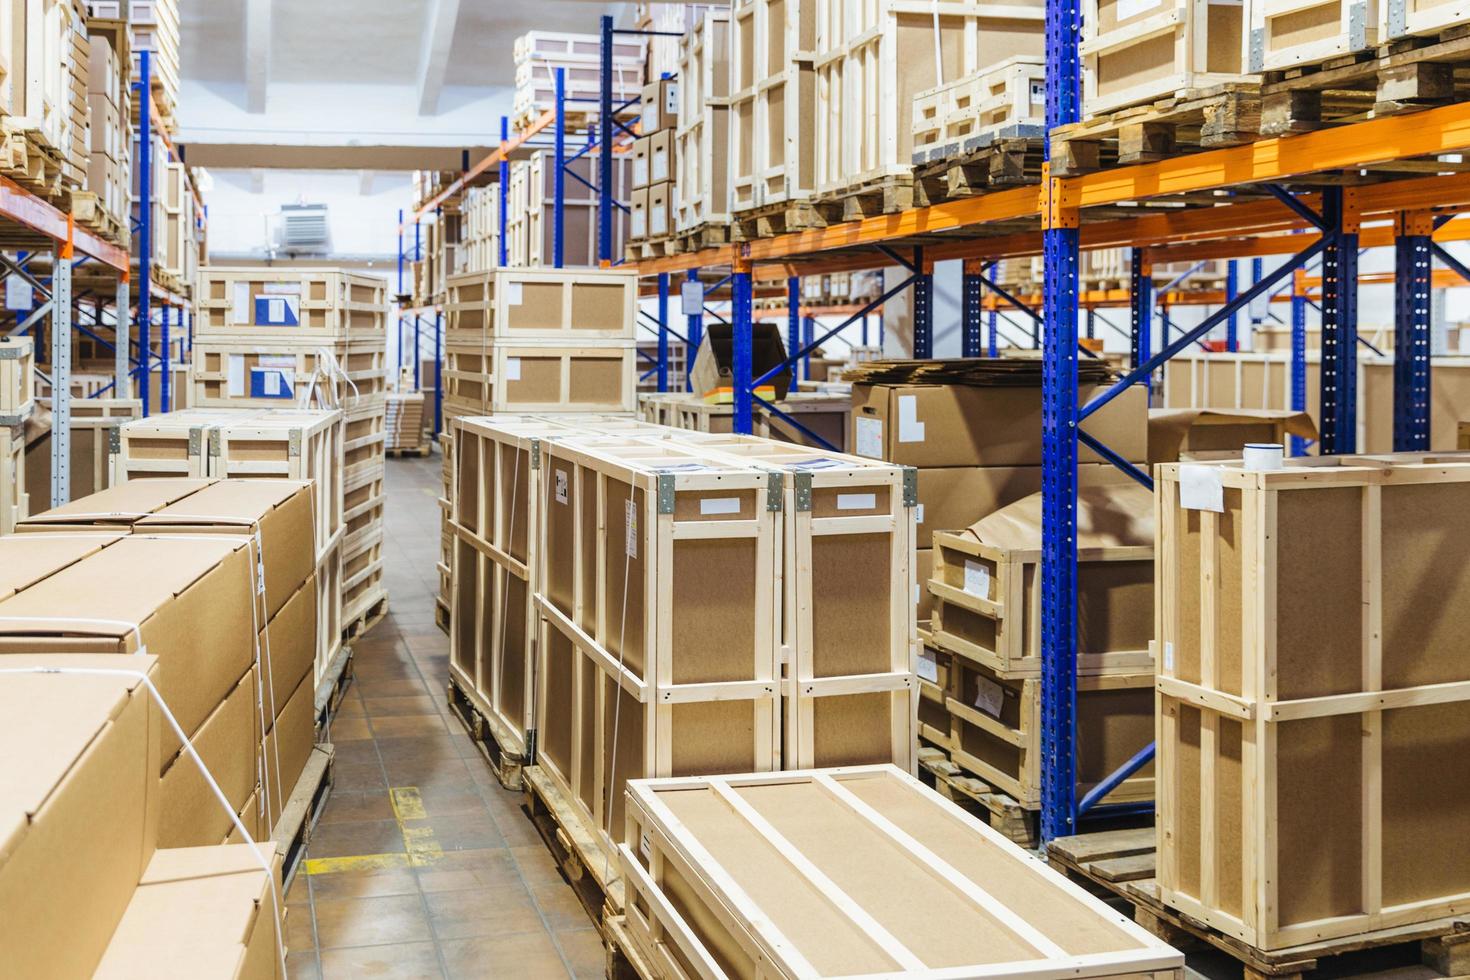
[1291,271,1309,456]
[1319,187,1359,453]
[136,50,153,416]
[1394,212,1433,451]
[1225,259,1239,351]
[962,261,984,357]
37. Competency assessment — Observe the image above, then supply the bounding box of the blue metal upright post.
[732,260,754,433]
[987,310,998,357]
[554,68,566,269]
[962,260,984,357]
[913,248,933,358]
[1291,270,1308,455]
[1041,0,1082,843]
[685,268,702,391]
[1225,259,1239,351]
[1130,250,1152,375]
[498,117,510,268]
[1250,256,1264,339]
[433,311,444,437]
[414,315,423,390]
[787,277,801,380]
[1319,187,1359,454]
[598,15,615,265]
[657,273,670,392]
[1394,211,1433,450]
[137,49,152,417]
[1086,308,1095,341]
[159,304,170,412]
[803,316,814,380]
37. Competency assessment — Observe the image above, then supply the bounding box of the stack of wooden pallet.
[0,0,95,204]
[385,390,427,454]
[0,338,36,534]
[188,267,389,638]
[511,30,644,131]
[124,0,180,129]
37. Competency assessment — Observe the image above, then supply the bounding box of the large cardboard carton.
[260,673,315,830]
[94,844,284,980]
[17,477,215,531]
[851,381,1148,467]
[689,322,793,401]
[160,667,260,848]
[262,574,317,716]
[0,655,162,979]
[137,479,316,620]
[1146,407,1317,465]
[0,536,258,764]
[641,77,678,132]
[0,531,125,597]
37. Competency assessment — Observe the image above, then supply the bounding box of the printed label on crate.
[652,153,669,184]
[504,357,521,381]
[555,468,569,505]
[625,499,638,559]
[917,648,939,683]
[249,356,297,399]
[639,829,652,860]
[916,503,925,524]
[897,395,925,443]
[505,281,523,306]
[854,416,883,458]
[1163,641,1175,672]
[680,280,702,317]
[963,559,990,598]
[974,676,1005,718]
[253,292,301,327]
[836,493,876,511]
[5,277,32,311]
[651,204,667,237]
[699,496,741,515]
[1031,80,1046,105]
[1179,464,1224,513]
[1116,0,1165,20]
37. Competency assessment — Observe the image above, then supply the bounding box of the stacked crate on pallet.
[636,1,726,81]
[1155,453,1470,951]
[673,9,732,243]
[22,397,139,508]
[80,18,131,244]
[512,30,645,131]
[629,77,679,248]
[457,185,499,274]
[503,149,631,268]
[160,160,197,286]
[127,0,180,127]
[411,198,461,304]
[812,0,1044,212]
[1248,0,1375,72]
[189,267,389,637]
[911,56,1046,163]
[1,0,94,202]
[0,338,36,534]
[385,390,426,453]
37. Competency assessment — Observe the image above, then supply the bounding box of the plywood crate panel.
[930,484,1156,679]
[188,338,387,412]
[637,390,853,452]
[522,150,633,268]
[1155,454,1470,951]
[0,337,36,421]
[813,0,1044,196]
[1384,0,1470,38]
[729,0,818,211]
[23,397,140,503]
[445,267,638,344]
[916,633,958,750]
[619,766,1185,980]
[1248,0,1377,72]
[195,268,388,342]
[674,10,733,232]
[443,342,638,417]
[911,56,1046,163]
[1082,0,1251,115]
[0,423,27,534]
[533,437,782,853]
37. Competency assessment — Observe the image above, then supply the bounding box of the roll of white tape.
[1242,443,1284,471]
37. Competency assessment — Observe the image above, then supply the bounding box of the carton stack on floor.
[385,389,427,454]
[189,267,389,638]
[0,338,36,534]
[629,76,678,248]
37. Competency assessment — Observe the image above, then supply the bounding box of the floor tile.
[318,940,444,979]
[307,818,408,860]
[313,894,434,949]
[438,932,569,978]
[423,886,546,941]
[554,927,606,980]
[308,867,420,902]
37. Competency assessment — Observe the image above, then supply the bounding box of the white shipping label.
[504,357,521,381]
[652,154,668,184]
[1179,464,1225,513]
[1116,0,1165,20]
[651,204,667,236]
[263,371,282,396]
[4,276,32,310]
[680,280,703,317]
[1163,641,1176,672]
[639,830,652,860]
[915,503,925,524]
[917,648,939,683]
[974,676,1005,718]
[506,281,523,306]
[555,469,569,505]
[963,559,991,598]
[664,83,678,114]
[232,282,250,323]
[632,211,647,239]
[699,496,741,515]
[836,493,876,511]
[1030,80,1046,105]
[625,499,638,559]
[227,354,247,397]
[897,395,926,443]
[641,107,657,133]
[261,282,302,295]
[268,298,286,323]
[855,416,883,459]
[633,158,649,186]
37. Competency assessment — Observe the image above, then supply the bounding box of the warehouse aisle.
[284,452,603,979]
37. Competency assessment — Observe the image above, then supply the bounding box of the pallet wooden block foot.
[275,744,336,890]
[603,912,655,980]
[343,594,388,642]
[521,765,622,934]
[433,597,450,636]
[916,744,1039,850]
[911,137,1045,207]
[314,645,355,737]
[445,677,525,791]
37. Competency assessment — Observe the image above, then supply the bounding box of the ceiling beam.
[178,142,497,171]
[416,0,463,116]
[244,0,271,113]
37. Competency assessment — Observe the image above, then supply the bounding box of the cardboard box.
[137,480,316,620]
[632,134,653,188]
[851,381,1148,468]
[630,186,649,240]
[262,574,316,716]
[18,478,214,531]
[648,128,673,185]
[261,672,315,830]
[914,463,1130,549]
[0,531,125,597]
[640,77,678,133]
[94,844,283,980]
[0,536,258,765]
[647,180,671,239]
[0,655,162,979]
[228,788,265,845]
[159,666,259,847]
[1147,407,1318,465]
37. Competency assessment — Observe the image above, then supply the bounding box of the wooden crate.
[343,403,386,480]
[813,0,1043,199]
[728,0,818,212]
[385,391,426,451]
[0,336,35,421]
[674,10,733,233]
[188,337,387,411]
[930,484,1156,680]
[22,397,139,504]
[1155,453,1470,951]
[1248,0,1378,72]
[916,630,957,750]
[1081,0,1251,115]
[0,423,27,534]
[619,766,1186,980]
[343,458,384,561]
[532,437,782,855]
[442,342,638,417]
[1385,0,1470,38]
[315,534,344,698]
[194,267,388,342]
[522,150,633,268]
[911,56,1046,164]
[636,390,853,452]
[445,267,638,345]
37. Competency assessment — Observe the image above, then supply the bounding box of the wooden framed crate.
[342,524,385,631]
[930,485,1156,680]
[315,531,345,699]
[911,56,1046,164]
[812,0,1044,200]
[1384,0,1470,39]
[343,459,384,560]
[728,0,818,213]
[1248,0,1378,72]
[637,390,853,453]
[343,403,386,479]
[188,337,388,412]
[1155,454,1470,951]
[443,342,638,417]
[524,150,633,267]
[674,10,733,234]
[618,766,1186,980]
[23,397,140,504]
[532,437,782,856]
[444,268,638,345]
[112,409,222,479]
[0,336,35,422]
[194,268,388,342]
[1080,0,1252,115]
[916,630,957,750]
[0,423,27,534]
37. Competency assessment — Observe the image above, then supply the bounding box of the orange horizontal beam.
[408,109,557,224]
[0,175,128,271]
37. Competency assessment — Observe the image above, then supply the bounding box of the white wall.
[202,169,413,262]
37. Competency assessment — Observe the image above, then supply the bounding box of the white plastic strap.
[0,615,144,651]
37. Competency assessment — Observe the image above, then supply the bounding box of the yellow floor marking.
[391,786,443,868]
[303,853,410,875]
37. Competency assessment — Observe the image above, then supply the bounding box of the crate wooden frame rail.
[0,336,35,422]
[674,8,734,240]
[194,267,389,342]
[910,56,1047,164]
[1155,453,1470,952]
[0,423,26,535]
[618,765,1187,980]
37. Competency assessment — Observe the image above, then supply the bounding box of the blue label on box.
[249,368,294,399]
[253,295,301,326]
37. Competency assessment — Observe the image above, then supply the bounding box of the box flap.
[139,480,310,526]
[964,483,1155,551]
[19,479,215,526]
[0,533,125,600]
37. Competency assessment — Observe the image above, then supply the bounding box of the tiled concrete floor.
[285,452,603,980]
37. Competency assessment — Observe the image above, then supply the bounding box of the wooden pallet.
[623,237,680,260]
[521,765,624,933]
[1050,83,1263,176]
[342,592,388,642]
[434,596,450,636]
[67,190,129,246]
[313,644,355,738]
[1048,829,1470,980]
[810,173,916,222]
[731,200,830,240]
[385,445,432,458]
[446,675,525,791]
[916,744,1039,850]
[274,744,336,890]
[604,911,657,980]
[912,134,1046,207]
